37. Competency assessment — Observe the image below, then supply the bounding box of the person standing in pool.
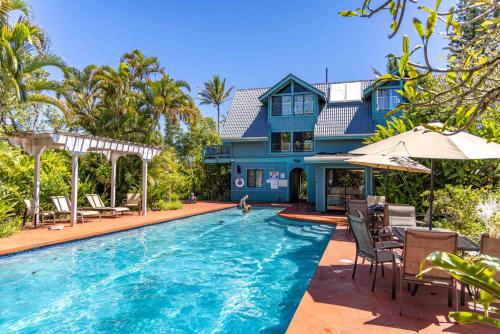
[239,195,252,213]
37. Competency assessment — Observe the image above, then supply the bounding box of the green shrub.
[156,199,183,211]
[0,194,22,238]
[433,185,499,243]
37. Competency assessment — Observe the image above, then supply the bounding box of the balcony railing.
[293,142,314,152]
[271,142,291,152]
[203,144,231,159]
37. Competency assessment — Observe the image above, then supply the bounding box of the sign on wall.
[269,171,279,189]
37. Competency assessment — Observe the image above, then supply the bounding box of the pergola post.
[70,153,80,226]
[141,159,149,216]
[32,147,45,227]
[110,154,119,208]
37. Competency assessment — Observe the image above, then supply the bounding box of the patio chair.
[50,196,101,224]
[480,234,500,280]
[85,194,131,217]
[385,204,418,227]
[23,199,54,226]
[347,214,401,298]
[347,199,371,235]
[399,230,458,315]
[123,193,141,212]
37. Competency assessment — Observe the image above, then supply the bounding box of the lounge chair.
[86,194,131,217]
[398,230,458,314]
[123,193,141,212]
[347,214,401,298]
[23,199,54,226]
[50,196,101,224]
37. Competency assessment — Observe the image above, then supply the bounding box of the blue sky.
[30,0,452,121]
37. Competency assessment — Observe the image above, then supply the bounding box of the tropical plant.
[0,192,21,238]
[0,0,67,132]
[418,252,500,328]
[136,74,196,140]
[432,185,499,242]
[340,0,499,133]
[198,75,234,134]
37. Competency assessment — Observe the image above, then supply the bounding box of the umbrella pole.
[428,159,435,230]
[385,168,389,200]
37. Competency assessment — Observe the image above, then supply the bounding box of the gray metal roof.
[221,88,269,140]
[221,79,376,140]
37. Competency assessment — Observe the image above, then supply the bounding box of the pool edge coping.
[0,205,238,258]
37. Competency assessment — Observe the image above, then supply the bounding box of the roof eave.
[258,74,326,103]
[221,137,269,142]
[314,133,374,140]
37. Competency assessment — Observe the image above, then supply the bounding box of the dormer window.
[293,94,314,115]
[377,89,401,111]
[272,96,292,116]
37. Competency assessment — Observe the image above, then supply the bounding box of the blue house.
[203,74,403,212]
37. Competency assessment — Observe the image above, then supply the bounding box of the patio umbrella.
[346,154,431,199]
[350,123,500,229]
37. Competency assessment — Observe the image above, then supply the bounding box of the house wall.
[314,163,373,212]
[230,159,316,203]
[315,138,365,154]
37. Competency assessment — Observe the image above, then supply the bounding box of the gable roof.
[258,74,326,103]
[221,78,376,141]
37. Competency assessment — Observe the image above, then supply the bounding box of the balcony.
[203,144,231,163]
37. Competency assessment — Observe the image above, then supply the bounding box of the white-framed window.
[294,95,304,115]
[271,132,291,152]
[304,94,314,114]
[389,89,401,109]
[282,95,291,115]
[377,89,401,111]
[377,89,388,110]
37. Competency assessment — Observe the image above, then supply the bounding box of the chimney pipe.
[325,67,329,83]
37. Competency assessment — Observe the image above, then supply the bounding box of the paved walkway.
[286,225,497,334]
[0,201,235,255]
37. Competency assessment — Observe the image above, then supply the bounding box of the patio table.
[391,226,479,252]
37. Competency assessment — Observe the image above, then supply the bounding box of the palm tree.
[0,1,67,132]
[137,74,196,138]
[198,75,234,134]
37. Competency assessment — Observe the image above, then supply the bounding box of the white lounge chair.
[86,194,131,217]
[123,193,141,212]
[50,196,101,224]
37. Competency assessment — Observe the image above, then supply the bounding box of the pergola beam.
[5,131,161,226]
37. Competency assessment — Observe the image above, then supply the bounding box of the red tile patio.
[286,224,497,334]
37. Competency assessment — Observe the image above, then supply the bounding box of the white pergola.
[6,131,161,226]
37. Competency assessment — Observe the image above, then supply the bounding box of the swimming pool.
[0,207,334,333]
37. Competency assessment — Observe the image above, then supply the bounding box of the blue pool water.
[0,207,334,333]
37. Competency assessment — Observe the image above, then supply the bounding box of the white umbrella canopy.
[346,154,431,174]
[350,123,500,229]
[347,154,430,202]
[350,123,500,159]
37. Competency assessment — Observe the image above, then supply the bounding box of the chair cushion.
[78,210,100,216]
[114,207,130,212]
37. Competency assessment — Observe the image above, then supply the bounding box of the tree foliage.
[0,0,67,132]
[198,75,234,134]
[340,0,499,133]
